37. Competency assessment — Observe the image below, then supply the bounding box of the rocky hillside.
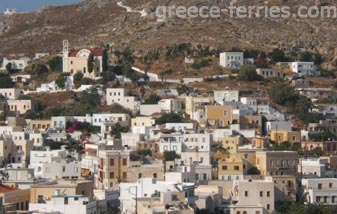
[0,0,337,63]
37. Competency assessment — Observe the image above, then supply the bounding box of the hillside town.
[0,36,336,214]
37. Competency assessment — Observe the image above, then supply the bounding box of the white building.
[34,53,50,60]
[1,57,30,70]
[159,134,183,154]
[229,178,275,214]
[92,113,130,127]
[29,193,97,214]
[240,97,258,113]
[290,62,316,76]
[266,121,292,132]
[313,104,337,117]
[300,158,328,178]
[219,52,244,68]
[4,8,17,15]
[32,159,81,179]
[30,147,68,164]
[106,88,140,111]
[183,133,212,152]
[158,99,182,113]
[119,178,195,214]
[302,178,337,205]
[121,133,143,149]
[214,90,239,104]
[29,133,44,147]
[29,147,80,179]
[0,88,23,100]
[256,68,284,79]
[165,123,195,132]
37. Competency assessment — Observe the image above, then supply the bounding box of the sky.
[0,0,82,12]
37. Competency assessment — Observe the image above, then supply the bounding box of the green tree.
[237,65,263,81]
[247,167,261,175]
[268,82,295,105]
[102,71,115,83]
[293,96,313,120]
[299,51,313,62]
[102,49,108,72]
[156,113,183,125]
[111,103,132,115]
[47,56,63,72]
[110,123,130,139]
[80,78,95,85]
[268,48,290,62]
[73,72,84,88]
[55,72,69,89]
[164,151,178,161]
[137,149,152,157]
[5,63,13,73]
[0,73,14,88]
[31,64,49,75]
[87,54,94,73]
[144,95,161,104]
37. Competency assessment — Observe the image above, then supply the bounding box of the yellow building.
[218,153,245,177]
[255,151,298,176]
[25,119,51,132]
[0,184,30,212]
[270,130,301,144]
[7,100,37,115]
[97,150,129,190]
[127,160,164,182]
[218,136,243,153]
[205,105,233,127]
[30,179,94,203]
[251,136,269,148]
[131,117,155,128]
[63,47,106,79]
[183,96,214,116]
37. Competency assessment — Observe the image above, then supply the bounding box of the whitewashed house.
[106,88,140,111]
[1,57,30,70]
[29,194,97,214]
[302,178,337,205]
[290,62,317,76]
[219,52,244,68]
[214,90,239,104]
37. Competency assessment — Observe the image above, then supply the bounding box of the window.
[153,173,157,178]
[267,204,270,210]
[245,191,248,197]
[318,183,322,190]
[256,212,261,214]
[138,173,142,179]
[122,158,127,166]
[222,166,228,170]
[234,166,240,171]
[74,197,79,201]
[64,197,68,205]
[38,195,44,203]
[324,196,328,203]
[62,166,66,172]
[316,196,321,202]
[260,191,263,197]
[267,191,270,197]
[243,212,247,214]
[110,172,114,179]
[332,196,335,203]
[110,159,114,166]
[329,183,333,188]
[122,172,127,179]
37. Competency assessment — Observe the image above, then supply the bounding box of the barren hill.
[0,0,337,63]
